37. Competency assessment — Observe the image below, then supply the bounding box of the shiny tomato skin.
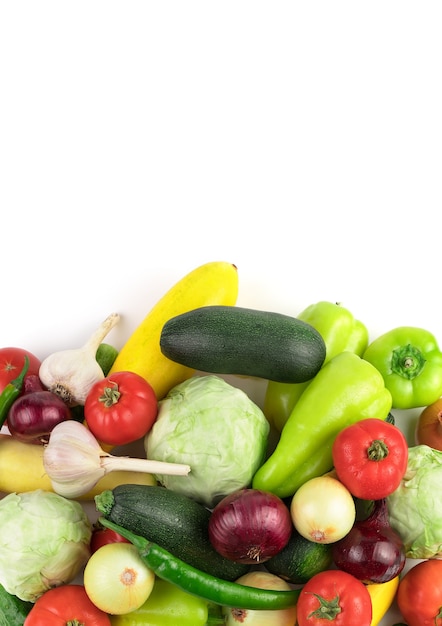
[0,347,41,394]
[332,418,408,500]
[397,559,442,626]
[296,570,372,626]
[23,584,111,625]
[84,370,158,446]
[90,527,131,553]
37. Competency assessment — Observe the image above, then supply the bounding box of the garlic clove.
[43,420,191,499]
[39,313,120,406]
[43,421,106,497]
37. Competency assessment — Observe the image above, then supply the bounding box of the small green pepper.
[99,517,300,611]
[264,301,369,431]
[363,326,442,409]
[253,351,392,498]
[110,578,224,626]
[0,356,29,429]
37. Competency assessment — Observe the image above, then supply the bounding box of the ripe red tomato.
[331,418,408,500]
[23,584,111,625]
[397,559,442,626]
[90,527,131,553]
[296,570,372,626]
[0,347,42,394]
[84,370,158,446]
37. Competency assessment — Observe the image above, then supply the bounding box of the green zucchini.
[160,305,326,383]
[0,583,33,625]
[264,527,333,584]
[95,484,249,581]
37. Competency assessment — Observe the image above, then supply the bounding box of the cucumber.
[160,305,326,384]
[0,583,33,625]
[95,484,249,581]
[264,527,333,584]
[96,342,119,376]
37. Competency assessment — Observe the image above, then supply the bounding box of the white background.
[1,2,442,623]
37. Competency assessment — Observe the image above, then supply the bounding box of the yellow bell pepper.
[366,576,400,626]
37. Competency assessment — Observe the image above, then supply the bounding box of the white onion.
[290,475,355,544]
[223,571,297,626]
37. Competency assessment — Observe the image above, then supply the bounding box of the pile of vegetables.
[1,260,442,626]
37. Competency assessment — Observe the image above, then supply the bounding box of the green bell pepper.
[110,577,225,626]
[363,326,442,409]
[264,301,369,432]
[253,351,392,498]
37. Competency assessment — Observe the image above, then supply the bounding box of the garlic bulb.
[43,421,191,499]
[39,312,120,406]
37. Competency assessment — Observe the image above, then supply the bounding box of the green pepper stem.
[11,355,30,391]
[391,344,426,380]
[0,355,30,429]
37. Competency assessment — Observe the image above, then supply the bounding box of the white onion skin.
[83,542,155,615]
[290,475,356,544]
[222,571,297,625]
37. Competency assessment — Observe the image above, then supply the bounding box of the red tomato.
[23,584,111,625]
[90,527,131,553]
[0,347,41,394]
[296,570,372,626]
[397,559,442,626]
[84,371,158,446]
[331,418,408,500]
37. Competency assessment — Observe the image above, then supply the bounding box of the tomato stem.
[307,592,342,620]
[99,383,121,407]
[367,439,389,461]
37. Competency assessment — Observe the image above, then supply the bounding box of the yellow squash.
[0,435,156,500]
[366,576,400,626]
[109,261,239,399]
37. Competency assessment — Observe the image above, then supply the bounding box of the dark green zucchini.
[95,484,249,581]
[160,305,326,383]
[0,583,33,625]
[264,527,333,584]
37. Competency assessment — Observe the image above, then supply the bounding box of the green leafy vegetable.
[145,375,269,508]
[0,489,92,602]
[387,444,442,558]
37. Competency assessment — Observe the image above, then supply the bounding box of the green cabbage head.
[0,489,92,601]
[145,375,270,508]
[387,444,442,559]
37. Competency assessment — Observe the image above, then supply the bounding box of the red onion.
[7,375,72,444]
[208,488,293,564]
[332,498,406,583]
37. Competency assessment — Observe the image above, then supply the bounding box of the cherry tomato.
[0,347,41,395]
[23,584,111,625]
[90,527,131,553]
[84,370,158,446]
[332,418,408,500]
[397,559,442,626]
[296,569,372,626]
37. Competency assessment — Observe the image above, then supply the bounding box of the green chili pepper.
[0,355,29,429]
[99,517,300,611]
[363,326,442,409]
[109,578,225,626]
[253,351,392,498]
[264,301,369,432]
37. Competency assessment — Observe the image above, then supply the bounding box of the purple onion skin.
[7,377,72,445]
[332,498,406,584]
[208,488,293,565]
